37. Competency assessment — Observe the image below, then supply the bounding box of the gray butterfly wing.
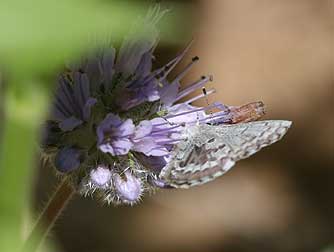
[159,120,292,188]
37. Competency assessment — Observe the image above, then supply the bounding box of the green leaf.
[0,0,149,78]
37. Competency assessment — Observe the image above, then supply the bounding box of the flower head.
[42,5,267,205]
[113,171,143,204]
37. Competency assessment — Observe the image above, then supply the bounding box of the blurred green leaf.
[0,0,190,80]
[0,84,46,252]
[0,0,149,78]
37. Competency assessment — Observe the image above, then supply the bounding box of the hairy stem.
[23,177,75,252]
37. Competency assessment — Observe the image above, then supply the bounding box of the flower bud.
[113,171,142,204]
[90,166,112,188]
[54,146,84,173]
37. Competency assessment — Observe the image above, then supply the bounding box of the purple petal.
[83,97,97,121]
[116,80,160,110]
[58,77,79,116]
[104,113,123,128]
[59,116,83,131]
[135,51,153,78]
[134,120,152,139]
[150,117,168,127]
[118,119,135,136]
[159,79,180,106]
[146,147,169,156]
[112,138,133,155]
[73,72,90,108]
[96,114,135,156]
[55,78,76,116]
[99,143,115,156]
[51,102,68,121]
[132,137,156,154]
[97,114,122,141]
[116,39,156,78]
[167,103,207,124]
[142,79,160,101]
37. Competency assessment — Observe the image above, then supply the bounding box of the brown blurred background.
[35,1,334,251]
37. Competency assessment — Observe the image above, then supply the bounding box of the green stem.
[23,177,75,252]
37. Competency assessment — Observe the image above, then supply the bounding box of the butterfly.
[159,120,292,188]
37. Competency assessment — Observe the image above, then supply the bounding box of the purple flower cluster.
[42,6,265,205]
